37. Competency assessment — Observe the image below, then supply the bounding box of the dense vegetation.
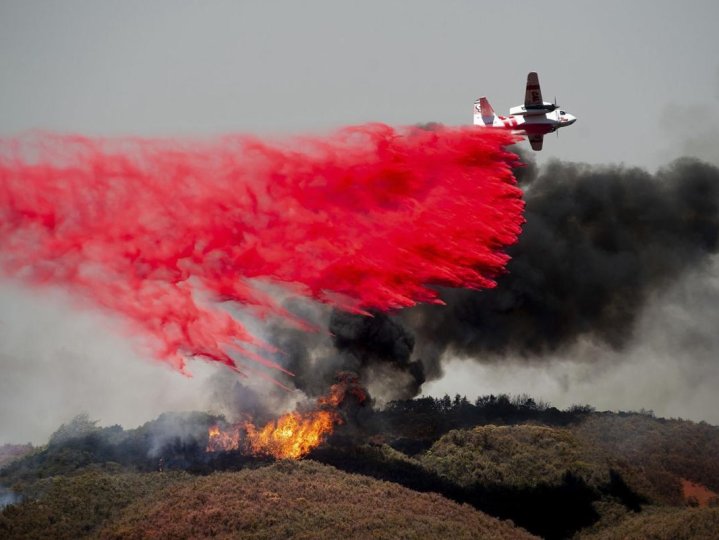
[1,463,536,540]
[369,394,594,454]
[574,413,719,499]
[311,425,648,539]
[0,412,222,490]
[577,506,719,539]
[422,425,604,488]
[0,471,188,539]
[2,395,718,539]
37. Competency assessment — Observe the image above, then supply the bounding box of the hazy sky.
[2,1,719,443]
[2,1,718,167]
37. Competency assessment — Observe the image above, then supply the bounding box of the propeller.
[556,97,560,138]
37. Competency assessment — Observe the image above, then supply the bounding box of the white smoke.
[0,279,225,445]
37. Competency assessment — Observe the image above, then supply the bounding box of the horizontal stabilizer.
[474,97,497,126]
[477,96,495,117]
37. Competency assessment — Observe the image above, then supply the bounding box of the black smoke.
[403,156,719,366]
[264,305,422,402]
[329,310,424,399]
[263,154,719,402]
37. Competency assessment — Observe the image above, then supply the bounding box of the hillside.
[577,506,719,540]
[573,413,719,503]
[0,471,188,539]
[0,462,536,540]
[414,425,644,538]
[2,398,719,539]
[421,425,606,488]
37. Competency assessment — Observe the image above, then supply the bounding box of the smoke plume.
[229,153,719,406]
[404,155,719,370]
[0,126,523,380]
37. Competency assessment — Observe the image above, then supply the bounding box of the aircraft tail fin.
[474,97,496,126]
[478,97,495,117]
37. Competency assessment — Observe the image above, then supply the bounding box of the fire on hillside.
[206,372,367,459]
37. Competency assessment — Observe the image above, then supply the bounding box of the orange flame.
[206,410,339,458]
[206,372,365,458]
[319,374,367,407]
[245,410,338,459]
[206,423,241,452]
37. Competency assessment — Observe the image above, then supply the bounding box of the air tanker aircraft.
[474,72,576,151]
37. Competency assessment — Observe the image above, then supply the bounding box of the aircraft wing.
[524,72,543,108]
[528,134,544,151]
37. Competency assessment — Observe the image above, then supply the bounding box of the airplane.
[473,72,576,151]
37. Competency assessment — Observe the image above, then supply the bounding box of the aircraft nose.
[567,114,577,125]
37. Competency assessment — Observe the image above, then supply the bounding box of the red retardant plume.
[0,125,524,376]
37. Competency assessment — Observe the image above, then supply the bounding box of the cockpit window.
[560,110,566,115]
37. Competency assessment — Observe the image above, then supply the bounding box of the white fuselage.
[474,108,576,136]
[473,73,576,150]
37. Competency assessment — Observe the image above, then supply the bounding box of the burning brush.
[207,372,367,459]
